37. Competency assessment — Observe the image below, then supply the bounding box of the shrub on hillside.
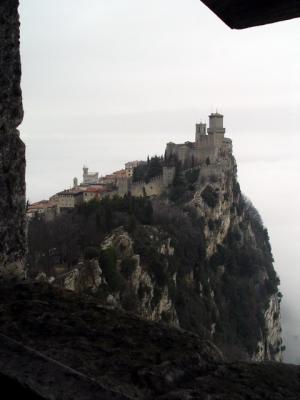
[121,257,137,279]
[133,156,164,183]
[201,185,218,208]
[99,247,126,292]
[84,246,101,260]
[185,169,199,184]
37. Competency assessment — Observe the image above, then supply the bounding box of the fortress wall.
[166,136,221,166]
[163,166,176,187]
[166,143,193,165]
[115,167,175,198]
[130,176,164,197]
[0,0,26,279]
[194,146,219,163]
[196,135,211,145]
[106,190,119,199]
[117,178,130,197]
[144,176,164,196]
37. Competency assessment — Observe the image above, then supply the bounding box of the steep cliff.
[185,145,282,361]
[0,0,26,279]
[28,142,282,362]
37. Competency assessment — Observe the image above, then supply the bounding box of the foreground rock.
[0,282,299,399]
[0,0,26,279]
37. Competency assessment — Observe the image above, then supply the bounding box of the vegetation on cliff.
[27,151,282,361]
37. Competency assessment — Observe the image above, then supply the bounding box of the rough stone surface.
[0,0,23,133]
[53,259,104,292]
[80,148,281,362]
[188,149,283,361]
[0,333,133,400]
[43,148,282,361]
[255,294,282,362]
[0,282,299,399]
[100,228,179,325]
[0,0,25,279]
[0,133,26,278]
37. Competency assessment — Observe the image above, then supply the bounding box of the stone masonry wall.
[0,0,26,278]
[130,175,164,197]
[117,167,175,198]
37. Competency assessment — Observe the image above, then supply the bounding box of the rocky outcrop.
[187,146,283,361]
[0,133,26,279]
[30,141,282,362]
[0,281,299,399]
[50,259,104,292]
[43,144,282,362]
[0,332,130,400]
[101,228,179,325]
[0,0,26,279]
[84,145,282,362]
[254,294,282,362]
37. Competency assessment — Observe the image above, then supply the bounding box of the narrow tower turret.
[207,112,225,146]
[195,122,207,142]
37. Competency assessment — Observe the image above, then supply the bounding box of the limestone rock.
[101,228,179,325]
[53,259,103,293]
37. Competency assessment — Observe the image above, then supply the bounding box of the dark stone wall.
[0,0,23,132]
[0,0,25,278]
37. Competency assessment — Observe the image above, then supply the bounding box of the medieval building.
[165,112,231,166]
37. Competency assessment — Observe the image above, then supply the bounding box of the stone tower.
[83,166,88,179]
[195,122,207,142]
[207,112,226,146]
[82,166,99,185]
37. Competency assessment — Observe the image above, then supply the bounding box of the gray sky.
[19,0,300,363]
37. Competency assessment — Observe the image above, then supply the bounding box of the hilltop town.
[27,112,231,220]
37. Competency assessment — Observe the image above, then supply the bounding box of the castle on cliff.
[165,112,232,165]
[28,112,232,219]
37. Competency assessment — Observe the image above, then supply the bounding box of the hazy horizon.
[19,1,300,363]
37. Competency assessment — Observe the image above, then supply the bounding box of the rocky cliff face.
[51,259,104,292]
[186,145,283,361]
[43,142,282,362]
[0,0,26,279]
[100,228,179,325]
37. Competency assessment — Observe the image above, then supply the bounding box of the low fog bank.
[235,132,300,365]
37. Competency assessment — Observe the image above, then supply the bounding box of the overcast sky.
[19,0,300,363]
